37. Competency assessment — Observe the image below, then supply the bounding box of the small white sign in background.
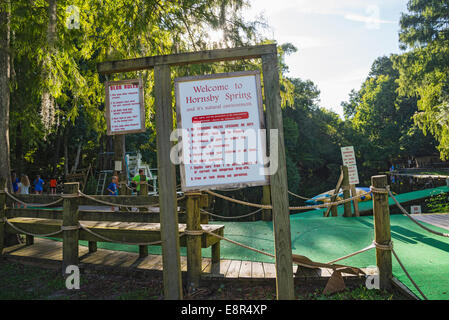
[341,146,359,185]
[411,206,422,214]
[105,78,145,135]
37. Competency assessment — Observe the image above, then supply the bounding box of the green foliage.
[7,0,272,179]
[425,192,449,213]
[342,55,438,183]
[395,0,449,159]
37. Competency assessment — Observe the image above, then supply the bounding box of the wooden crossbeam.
[97,44,277,74]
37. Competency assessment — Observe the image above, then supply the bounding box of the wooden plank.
[372,175,392,291]
[225,260,242,278]
[154,63,183,300]
[202,258,212,273]
[262,262,276,278]
[180,255,188,272]
[342,166,352,217]
[97,44,277,74]
[262,185,272,221]
[6,194,161,207]
[325,170,343,217]
[7,208,185,223]
[62,183,80,273]
[186,193,202,287]
[350,184,360,217]
[239,260,252,278]
[5,218,224,248]
[316,268,333,278]
[252,262,265,278]
[212,259,232,275]
[262,51,295,300]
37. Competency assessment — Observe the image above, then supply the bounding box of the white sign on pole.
[175,71,269,191]
[341,146,359,185]
[105,78,145,135]
[410,206,422,214]
[341,146,356,166]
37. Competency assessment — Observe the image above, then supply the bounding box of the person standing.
[17,175,30,208]
[132,169,149,194]
[106,175,119,211]
[33,175,45,194]
[49,177,57,194]
[11,172,19,194]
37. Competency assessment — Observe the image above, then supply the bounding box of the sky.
[243,0,409,116]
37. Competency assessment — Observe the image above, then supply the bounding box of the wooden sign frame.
[174,70,269,192]
[105,78,146,136]
[98,44,295,300]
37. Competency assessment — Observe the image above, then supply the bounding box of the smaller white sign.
[347,164,360,185]
[341,146,356,166]
[411,206,422,214]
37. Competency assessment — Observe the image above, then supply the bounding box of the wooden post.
[0,178,5,257]
[350,184,360,217]
[154,63,183,300]
[371,175,392,291]
[262,52,295,300]
[199,194,209,224]
[186,192,202,288]
[342,166,352,217]
[262,185,272,221]
[325,169,343,217]
[88,241,97,253]
[25,235,34,246]
[138,177,149,212]
[138,177,149,257]
[62,182,80,274]
[113,134,127,183]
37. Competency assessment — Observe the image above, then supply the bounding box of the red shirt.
[50,179,57,188]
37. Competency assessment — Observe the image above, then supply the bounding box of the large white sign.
[341,146,359,185]
[105,78,145,135]
[175,71,269,191]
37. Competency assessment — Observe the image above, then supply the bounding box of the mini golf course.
[46,186,449,300]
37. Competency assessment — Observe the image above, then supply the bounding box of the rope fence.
[205,189,371,211]
[3,180,442,300]
[3,216,184,246]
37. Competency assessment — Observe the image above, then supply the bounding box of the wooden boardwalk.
[414,214,449,231]
[2,238,364,282]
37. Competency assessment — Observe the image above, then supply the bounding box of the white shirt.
[18,183,30,195]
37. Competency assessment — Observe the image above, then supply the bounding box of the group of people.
[11,172,58,195]
[106,169,150,196]
[106,169,150,212]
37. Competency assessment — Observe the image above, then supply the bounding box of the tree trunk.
[41,0,57,129]
[0,1,11,190]
[71,140,82,173]
[64,127,69,176]
[52,126,62,175]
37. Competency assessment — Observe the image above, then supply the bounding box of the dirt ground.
[0,260,409,300]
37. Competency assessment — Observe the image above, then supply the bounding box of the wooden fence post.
[154,63,183,300]
[0,178,5,258]
[342,165,352,217]
[138,177,149,257]
[62,182,80,274]
[186,192,202,288]
[262,185,272,221]
[371,175,392,291]
[262,51,295,300]
[350,184,360,217]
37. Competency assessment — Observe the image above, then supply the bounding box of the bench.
[4,217,224,263]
